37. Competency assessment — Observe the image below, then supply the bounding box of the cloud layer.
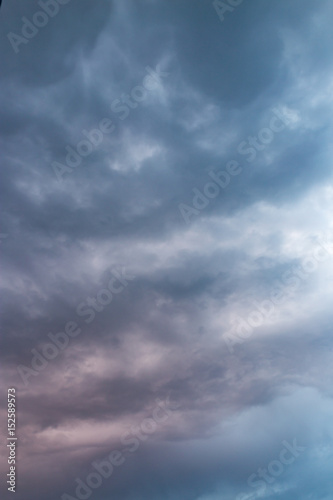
[1,1,333,499]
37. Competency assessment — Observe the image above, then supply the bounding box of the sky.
[1,1,333,499]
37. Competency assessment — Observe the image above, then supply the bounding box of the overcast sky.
[1,1,333,499]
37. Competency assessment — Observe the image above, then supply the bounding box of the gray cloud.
[1,1,333,499]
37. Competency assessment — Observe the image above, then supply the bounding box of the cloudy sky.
[1,1,333,499]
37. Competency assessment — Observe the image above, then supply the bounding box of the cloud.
[1,0,333,499]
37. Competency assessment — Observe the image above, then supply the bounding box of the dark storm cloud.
[1,1,333,499]
[3,0,114,84]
